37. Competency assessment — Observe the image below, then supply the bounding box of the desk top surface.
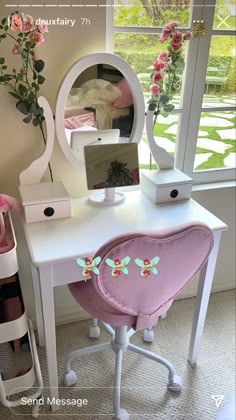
[23,191,227,266]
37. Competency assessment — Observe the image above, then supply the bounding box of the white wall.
[1,2,235,326]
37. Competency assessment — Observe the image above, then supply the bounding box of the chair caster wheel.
[89,325,100,338]
[113,408,129,420]
[168,375,182,392]
[32,402,40,418]
[143,328,154,343]
[64,369,77,386]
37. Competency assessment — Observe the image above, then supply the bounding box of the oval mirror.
[55,52,145,170]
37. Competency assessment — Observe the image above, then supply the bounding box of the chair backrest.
[91,222,214,330]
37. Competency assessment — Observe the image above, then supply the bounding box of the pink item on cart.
[0,194,21,253]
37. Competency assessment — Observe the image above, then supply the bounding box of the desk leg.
[31,264,45,347]
[39,265,59,407]
[188,231,222,365]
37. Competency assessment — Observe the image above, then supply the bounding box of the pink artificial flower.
[184,31,192,40]
[150,83,160,95]
[169,21,178,28]
[153,59,166,71]
[153,72,164,83]
[12,44,19,55]
[10,13,24,32]
[170,41,182,52]
[159,26,172,43]
[29,31,44,46]
[36,23,48,33]
[171,30,183,45]
[24,15,34,31]
[158,51,168,61]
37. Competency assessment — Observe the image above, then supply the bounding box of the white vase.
[146,109,175,170]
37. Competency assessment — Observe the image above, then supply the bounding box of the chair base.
[113,408,129,420]
[89,318,101,338]
[64,326,181,418]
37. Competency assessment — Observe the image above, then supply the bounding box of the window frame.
[107,0,236,184]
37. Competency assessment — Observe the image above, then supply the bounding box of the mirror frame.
[55,52,145,170]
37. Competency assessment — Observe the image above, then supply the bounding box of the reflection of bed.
[64,64,134,143]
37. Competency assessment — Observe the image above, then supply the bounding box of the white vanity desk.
[22,190,227,404]
[18,52,227,406]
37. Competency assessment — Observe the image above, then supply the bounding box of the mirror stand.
[88,188,125,206]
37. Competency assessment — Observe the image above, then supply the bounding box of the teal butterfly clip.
[105,256,130,280]
[76,256,101,281]
[135,256,160,278]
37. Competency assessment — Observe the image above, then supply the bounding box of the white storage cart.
[0,214,43,418]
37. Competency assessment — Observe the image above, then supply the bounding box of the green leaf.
[18,83,28,95]
[159,94,169,104]
[37,75,45,85]
[28,93,36,102]
[30,103,37,114]
[9,92,22,100]
[34,59,45,73]
[148,103,157,111]
[23,114,32,123]
[147,98,158,105]
[160,111,169,118]
[1,18,7,25]
[0,57,5,65]
[33,117,39,126]
[37,106,44,117]
[163,104,175,112]
[16,101,30,115]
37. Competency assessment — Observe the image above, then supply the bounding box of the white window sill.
[192,180,236,192]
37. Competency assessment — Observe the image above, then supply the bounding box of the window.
[107,0,236,183]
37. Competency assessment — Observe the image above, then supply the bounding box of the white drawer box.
[141,168,193,204]
[19,182,71,223]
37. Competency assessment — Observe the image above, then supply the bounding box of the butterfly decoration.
[105,256,130,279]
[135,256,160,278]
[76,256,101,281]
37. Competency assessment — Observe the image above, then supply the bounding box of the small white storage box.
[19,181,71,223]
[141,168,193,204]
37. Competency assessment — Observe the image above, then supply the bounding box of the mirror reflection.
[64,64,135,152]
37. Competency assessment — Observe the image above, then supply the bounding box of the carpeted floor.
[0,289,235,420]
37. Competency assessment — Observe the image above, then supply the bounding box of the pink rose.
[29,31,44,45]
[12,44,19,55]
[170,41,182,52]
[158,51,168,61]
[36,23,48,33]
[24,15,34,31]
[171,30,183,45]
[10,13,24,32]
[150,84,160,95]
[184,31,192,41]
[169,21,178,28]
[159,26,172,43]
[153,59,166,71]
[153,72,164,83]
